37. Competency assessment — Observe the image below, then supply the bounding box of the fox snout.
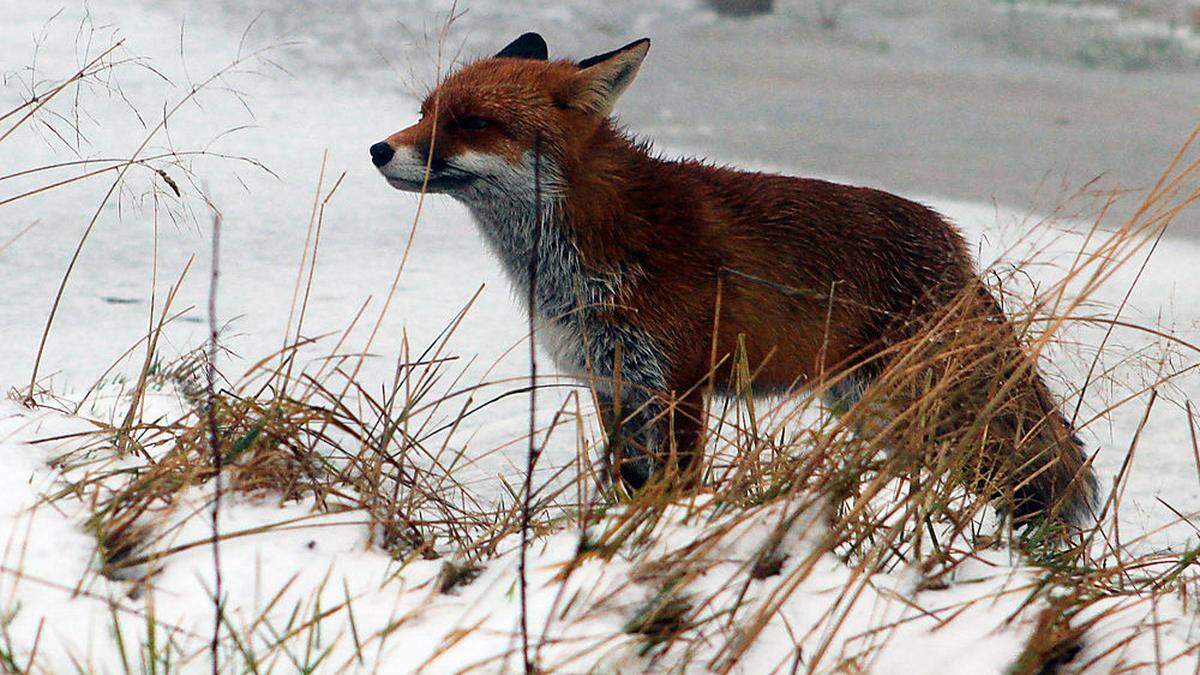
[370,119,541,198]
[370,131,461,193]
[369,138,422,191]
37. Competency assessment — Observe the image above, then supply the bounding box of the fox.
[370,32,1099,525]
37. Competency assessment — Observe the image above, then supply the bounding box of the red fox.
[370,33,1098,525]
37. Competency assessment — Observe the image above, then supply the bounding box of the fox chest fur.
[462,176,669,396]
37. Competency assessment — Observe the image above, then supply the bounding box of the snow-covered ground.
[2,0,1200,671]
[1,394,1196,672]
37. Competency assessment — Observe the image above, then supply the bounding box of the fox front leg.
[596,389,665,491]
[576,321,672,492]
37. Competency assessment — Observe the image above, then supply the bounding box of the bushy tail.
[955,289,1100,528]
[858,282,1100,528]
[1006,372,1099,526]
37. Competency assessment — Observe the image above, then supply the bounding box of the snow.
[0,403,1056,671]
[2,0,1200,671]
[3,397,1196,671]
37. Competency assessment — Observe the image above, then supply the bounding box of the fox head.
[370,32,650,204]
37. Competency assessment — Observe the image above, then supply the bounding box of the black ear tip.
[496,32,548,61]
[514,31,547,50]
[578,37,652,69]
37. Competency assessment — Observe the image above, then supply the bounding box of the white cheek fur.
[377,146,428,181]
[451,150,521,177]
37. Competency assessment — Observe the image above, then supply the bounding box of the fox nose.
[369,141,394,167]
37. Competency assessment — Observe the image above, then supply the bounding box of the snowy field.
[2,0,1200,672]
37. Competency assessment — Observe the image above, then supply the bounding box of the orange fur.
[373,35,1098,524]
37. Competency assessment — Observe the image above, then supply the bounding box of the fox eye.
[458,116,490,130]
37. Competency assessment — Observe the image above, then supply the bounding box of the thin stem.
[206,211,224,673]
[518,133,543,675]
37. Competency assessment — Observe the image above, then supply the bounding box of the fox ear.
[495,32,548,60]
[569,38,650,116]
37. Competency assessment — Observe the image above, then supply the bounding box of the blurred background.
[154,0,1200,229]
